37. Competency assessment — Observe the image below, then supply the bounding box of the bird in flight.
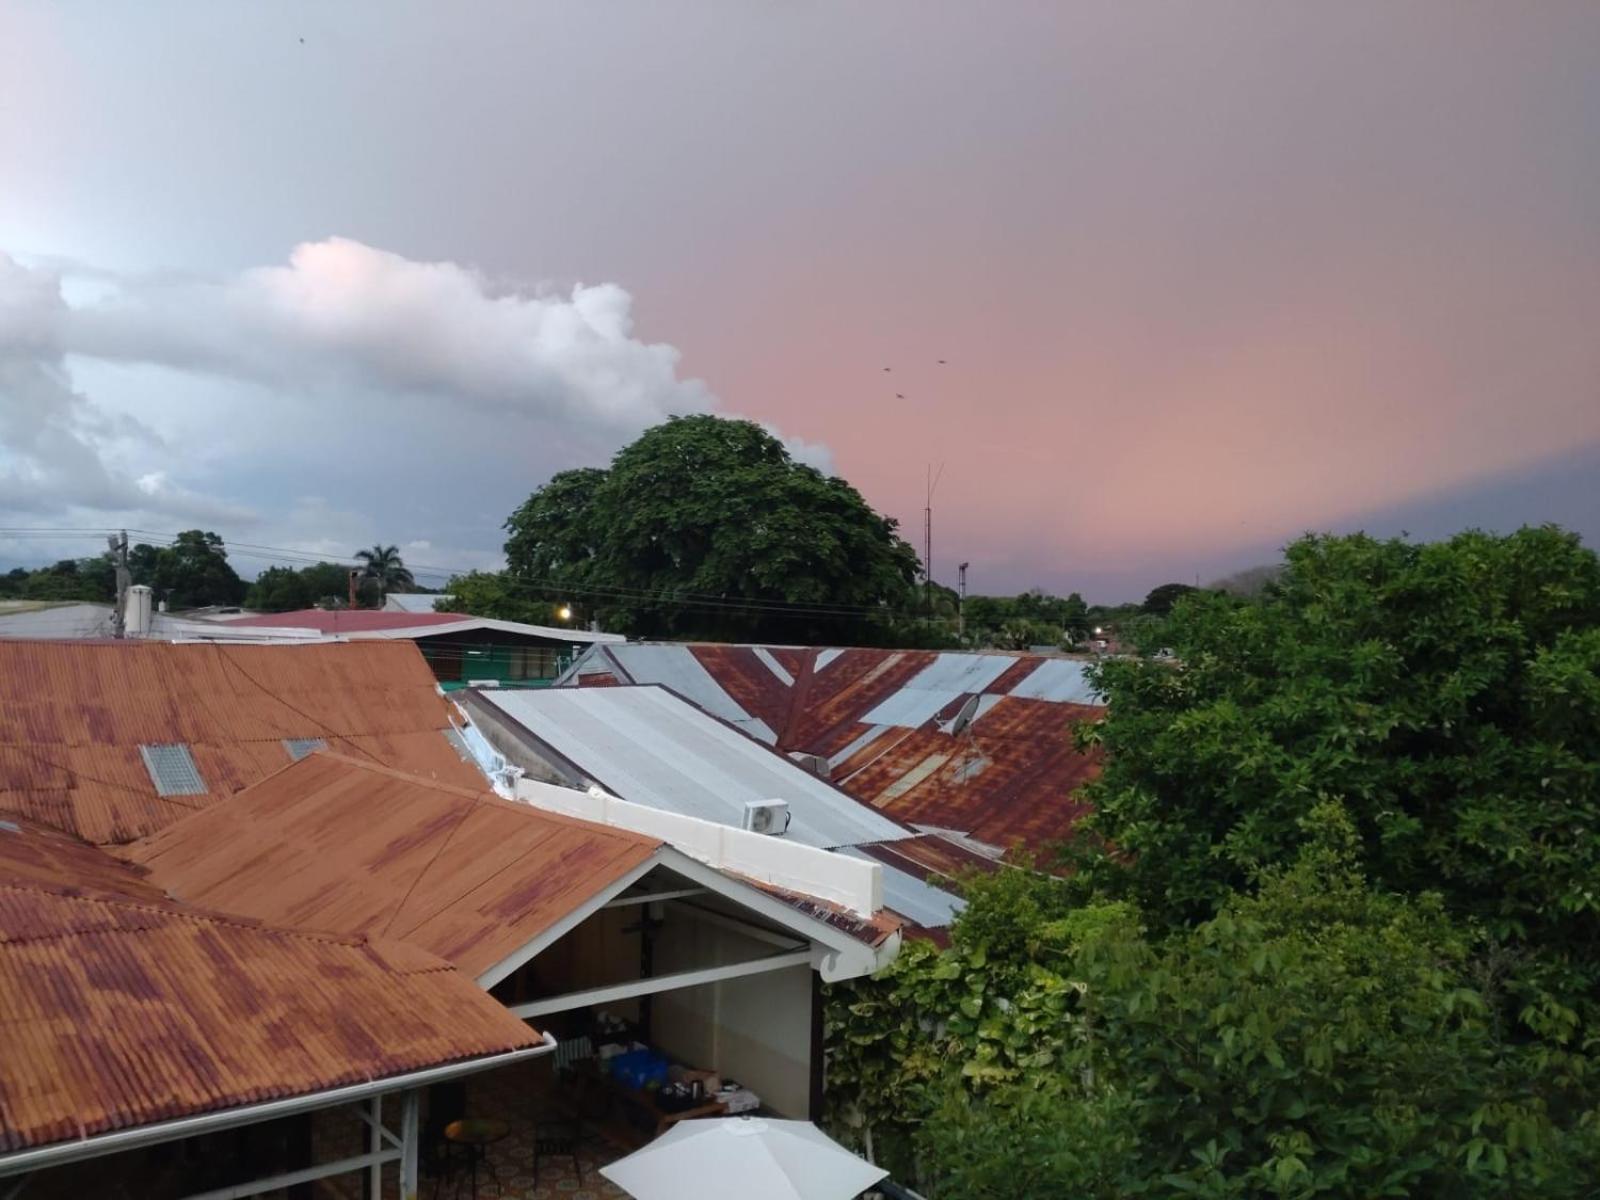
[882,366,891,372]
[937,359,946,365]
[895,393,906,399]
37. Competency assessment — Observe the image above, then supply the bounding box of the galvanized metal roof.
[558,643,1104,852]
[836,845,967,930]
[0,640,486,844]
[0,881,540,1155]
[124,752,661,978]
[466,684,912,850]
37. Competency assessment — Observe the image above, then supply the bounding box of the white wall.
[651,912,814,1118]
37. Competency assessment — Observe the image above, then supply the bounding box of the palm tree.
[353,544,415,599]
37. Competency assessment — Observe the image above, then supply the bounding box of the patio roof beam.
[507,948,813,1020]
[177,1147,401,1200]
[603,886,708,909]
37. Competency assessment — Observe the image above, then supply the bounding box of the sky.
[2,2,1597,602]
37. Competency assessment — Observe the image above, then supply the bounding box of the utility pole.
[347,568,360,609]
[957,561,970,643]
[923,462,945,617]
[108,531,130,638]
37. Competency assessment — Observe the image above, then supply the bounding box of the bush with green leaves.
[835,805,1598,1198]
[1076,527,1600,1043]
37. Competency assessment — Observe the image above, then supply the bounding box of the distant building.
[383,591,453,613]
[218,608,624,689]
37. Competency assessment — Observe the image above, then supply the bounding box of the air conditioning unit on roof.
[742,799,791,836]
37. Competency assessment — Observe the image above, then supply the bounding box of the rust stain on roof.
[0,814,167,903]
[122,752,661,977]
[0,641,484,845]
[0,881,539,1155]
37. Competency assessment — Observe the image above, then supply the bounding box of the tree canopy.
[503,415,923,642]
[141,530,247,610]
[354,544,414,596]
[1075,527,1600,1042]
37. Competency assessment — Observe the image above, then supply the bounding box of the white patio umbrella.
[600,1115,889,1200]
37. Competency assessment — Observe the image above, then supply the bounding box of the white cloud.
[0,239,833,572]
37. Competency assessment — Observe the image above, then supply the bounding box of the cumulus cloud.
[0,239,833,571]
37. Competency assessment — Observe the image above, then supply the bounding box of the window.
[139,744,206,797]
[283,737,329,762]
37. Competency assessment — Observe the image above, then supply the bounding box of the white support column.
[367,1096,382,1199]
[400,1089,421,1200]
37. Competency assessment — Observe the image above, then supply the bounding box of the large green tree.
[503,415,922,641]
[143,531,247,609]
[1076,526,1600,1040]
[354,543,415,598]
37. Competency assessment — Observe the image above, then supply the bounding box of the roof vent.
[283,737,328,762]
[139,744,206,797]
[785,752,831,780]
[742,799,791,836]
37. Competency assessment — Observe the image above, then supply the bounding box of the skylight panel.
[139,744,207,797]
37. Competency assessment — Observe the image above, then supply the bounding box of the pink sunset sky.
[2,2,1597,599]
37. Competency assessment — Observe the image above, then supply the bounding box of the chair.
[532,1116,583,1187]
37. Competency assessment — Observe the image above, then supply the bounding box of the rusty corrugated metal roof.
[0,815,166,903]
[122,752,661,978]
[0,881,540,1155]
[560,644,1103,853]
[0,640,485,845]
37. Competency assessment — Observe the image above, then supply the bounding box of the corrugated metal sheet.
[598,643,776,741]
[469,686,911,850]
[0,815,167,903]
[836,846,967,929]
[559,644,1104,853]
[123,752,661,978]
[0,882,540,1154]
[0,640,485,845]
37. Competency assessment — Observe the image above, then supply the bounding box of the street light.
[556,604,573,622]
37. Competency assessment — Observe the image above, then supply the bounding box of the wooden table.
[578,1063,727,1140]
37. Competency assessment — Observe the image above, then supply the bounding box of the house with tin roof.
[556,642,1106,857]
[0,814,548,1197]
[217,608,624,689]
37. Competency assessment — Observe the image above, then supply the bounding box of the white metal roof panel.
[475,685,910,849]
[1005,658,1099,704]
[602,644,776,743]
[859,653,1017,728]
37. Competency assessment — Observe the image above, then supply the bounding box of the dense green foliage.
[0,558,115,601]
[1078,527,1600,1036]
[142,530,247,609]
[1,532,246,609]
[963,588,1089,649]
[244,561,369,611]
[1142,580,1199,615]
[503,415,923,642]
[829,808,1598,1197]
[828,527,1600,1197]
[354,543,414,597]
[438,569,575,625]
